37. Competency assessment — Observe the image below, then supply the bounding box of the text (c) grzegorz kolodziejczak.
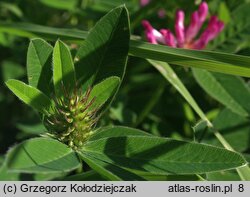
[19,183,137,195]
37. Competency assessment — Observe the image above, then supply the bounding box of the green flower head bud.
[44,84,99,150]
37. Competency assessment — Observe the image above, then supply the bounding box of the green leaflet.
[193,68,250,117]
[53,40,76,97]
[27,38,53,96]
[5,79,53,114]
[6,138,80,173]
[88,77,120,113]
[74,6,129,85]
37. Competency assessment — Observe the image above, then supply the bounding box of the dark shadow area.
[19,173,35,181]
[56,170,107,181]
[36,52,54,97]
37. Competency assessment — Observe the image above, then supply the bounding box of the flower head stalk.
[142,1,224,50]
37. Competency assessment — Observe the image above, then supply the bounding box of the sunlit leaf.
[5,79,53,114]
[6,138,80,173]
[193,68,250,117]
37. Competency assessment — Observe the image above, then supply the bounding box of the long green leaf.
[5,79,53,114]
[193,68,250,117]
[0,22,88,41]
[27,38,53,96]
[81,127,247,175]
[74,5,129,86]
[129,41,250,77]
[2,22,250,77]
[53,40,76,97]
[6,138,80,173]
